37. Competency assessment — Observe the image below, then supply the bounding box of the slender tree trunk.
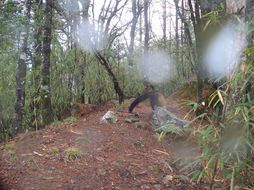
[90,1,125,103]
[139,6,143,45]
[31,0,42,130]
[128,0,141,66]
[80,53,86,104]
[92,48,124,104]
[174,0,195,71]
[175,0,179,59]
[80,0,90,103]
[13,0,32,135]
[168,6,172,51]
[81,0,90,18]
[181,0,185,77]
[33,0,42,82]
[142,0,150,87]
[187,0,203,105]
[144,0,149,55]
[40,0,54,126]
[245,1,254,101]
[194,0,204,105]
[162,0,167,49]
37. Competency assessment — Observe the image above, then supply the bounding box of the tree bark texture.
[144,0,149,55]
[40,0,54,126]
[30,0,42,130]
[13,0,32,135]
[128,0,142,66]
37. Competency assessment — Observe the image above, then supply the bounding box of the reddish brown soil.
[0,98,200,190]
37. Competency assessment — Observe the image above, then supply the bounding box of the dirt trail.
[0,98,199,190]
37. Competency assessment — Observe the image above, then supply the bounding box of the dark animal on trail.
[128,91,166,113]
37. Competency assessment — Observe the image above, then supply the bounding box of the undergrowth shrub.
[179,75,254,189]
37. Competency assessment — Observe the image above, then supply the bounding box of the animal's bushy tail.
[128,92,154,113]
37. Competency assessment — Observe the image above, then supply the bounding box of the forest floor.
[0,95,206,190]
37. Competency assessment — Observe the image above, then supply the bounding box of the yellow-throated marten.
[128,91,166,113]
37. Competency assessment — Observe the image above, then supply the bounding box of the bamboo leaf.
[217,90,224,106]
[230,167,235,190]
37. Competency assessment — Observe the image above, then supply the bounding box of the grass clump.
[51,120,63,126]
[65,147,83,160]
[1,143,14,151]
[134,138,144,148]
[6,150,17,158]
[149,165,162,175]
[64,116,77,124]
[1,143,17,158]
[115,102,128,111]
[27,155,37,166]
[49,146,60,156]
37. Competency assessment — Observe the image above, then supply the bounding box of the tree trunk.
[128,0,141,66]
[143,0,150,86]
[189,0,226,111]
[245,0,254,101]
[175,0,179,60]
[139,5,143,45]
[80,0,90,103]
[180,0,185,77]
[33,0,43,84]
[194,0,204,105]
[144,0,149,55]
[81,0,90,18]
[40,0,54,126]
[31,0,42,130]
[80,53,87,104]
[89,1,125,103]
[13,0,32,135]
[162,0,167,50]
[187,0,203,105]
[92,48,124,104]
[174,0,195,71]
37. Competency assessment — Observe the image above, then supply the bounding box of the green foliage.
[181,72,254,188]
[1,143,16,158]
[0,143,14,152]
[119,65,144,97]
[180,101,200,116]
[50,47,78,117]
[114,102,128,111]
[51,120,63,126]
[65,147,83,160]
[49,147,60,156]
[0,0,42,137]
[84,61,115,103]
[63,116,77,124]
[26,155,37,166]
